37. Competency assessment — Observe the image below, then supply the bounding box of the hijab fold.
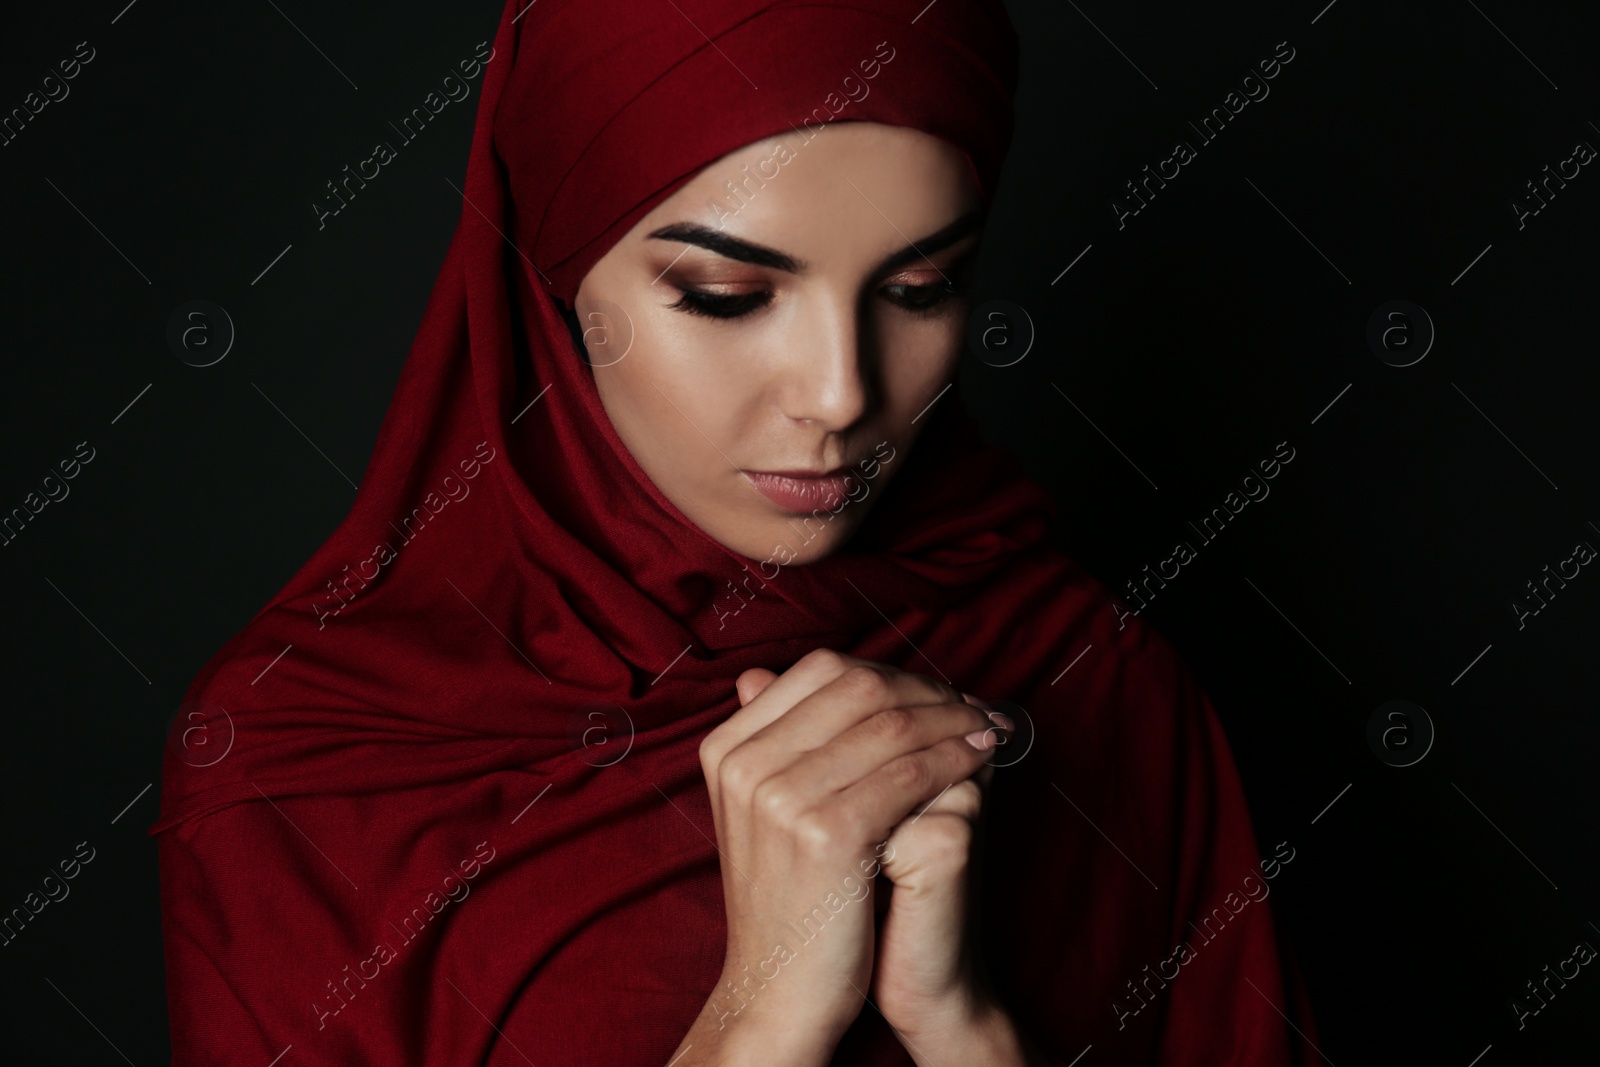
[154,1,1322,1062]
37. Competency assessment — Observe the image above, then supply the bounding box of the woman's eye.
[883,279,964,315]
[667,288,771,320]
[666,275,969,320]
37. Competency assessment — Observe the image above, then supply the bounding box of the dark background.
[2,0,1596,1063]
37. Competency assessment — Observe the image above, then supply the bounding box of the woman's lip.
[743,469,858,513]
[751,466,850,479]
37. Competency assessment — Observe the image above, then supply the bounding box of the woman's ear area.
[557,293,589,364]
[566,272,640,370]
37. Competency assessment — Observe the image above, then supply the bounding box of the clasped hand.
[697,648,1014,1062]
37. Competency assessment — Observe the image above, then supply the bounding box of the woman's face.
[572,121,983,565]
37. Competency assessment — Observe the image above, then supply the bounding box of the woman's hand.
[733,664,1023,1066]
[675,649,1000,1066]
[871,694,1007,1047]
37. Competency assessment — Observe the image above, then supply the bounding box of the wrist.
[713,1016,838,1067]
[896,994,1030,1067]
[698,963,856,1067]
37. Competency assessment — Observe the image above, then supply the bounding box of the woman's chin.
[714,512,860,566]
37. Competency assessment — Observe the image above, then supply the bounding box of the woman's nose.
[779,296,874,431]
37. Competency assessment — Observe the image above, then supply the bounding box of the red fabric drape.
[153,1,1323,1063]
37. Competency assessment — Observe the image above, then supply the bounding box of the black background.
[2,1,1596,1063]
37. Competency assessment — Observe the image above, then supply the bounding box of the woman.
[154,0,1322,1064]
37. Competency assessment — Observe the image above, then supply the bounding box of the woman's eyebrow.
[648,221,804,272]
[874,207,985,274]
[646,206,984,275]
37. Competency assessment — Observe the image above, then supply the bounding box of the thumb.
[735,668,779,707]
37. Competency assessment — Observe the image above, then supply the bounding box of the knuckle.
[752,779,800,825]
[718,749,760,798]
[884,754,928,794]
[869,706,917,744]
[800,647,847,672]
[697,732,722,770]
[792,810,838,855]
[839,664,891,704]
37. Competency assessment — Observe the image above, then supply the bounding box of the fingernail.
[964,727,998,751]
[961,691,994,711]
[986,710,1015,731]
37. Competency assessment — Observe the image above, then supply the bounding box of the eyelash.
[667,277,968,321]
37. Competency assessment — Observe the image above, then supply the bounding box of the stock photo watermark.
[311,440,498,629]
[1,840,97,948]
[570,297,635,367]
[313,40,494,231]
[711,839,896,1029]
[166,300,236,367]
[1509,937,1595,1031]
[1510,133,1595,231]
[567,706,635,767]
[1,440,97,549]
[705,40,898,229]
[312,839,498,1030]
[166,698,237,769]
[1366,699,1434,769]
[711,441,898,632]
[1365,299,1435,368]
[966,299,1035,368]
[1112,39,1297,230]
[0,39,96,149]
[1111,440,1297,630]
[1510,536,1594,631]
[1113,840,1297,1030]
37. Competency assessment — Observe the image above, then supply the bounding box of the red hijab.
[154,1,1322,1063]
